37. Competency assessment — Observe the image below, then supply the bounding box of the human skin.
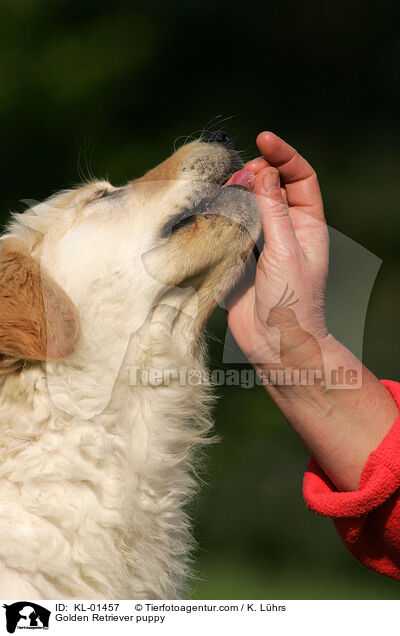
[226,132,399,492]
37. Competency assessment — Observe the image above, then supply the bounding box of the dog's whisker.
[174,131,203,151]
[201,114,241,141]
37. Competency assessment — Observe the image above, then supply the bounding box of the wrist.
[253,332,364,399]
[248,321,332,371]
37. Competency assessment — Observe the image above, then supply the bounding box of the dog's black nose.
[202,130,235,149]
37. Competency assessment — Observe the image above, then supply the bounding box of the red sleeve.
[303,379,400,581]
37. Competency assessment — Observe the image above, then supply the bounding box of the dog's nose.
[201,130,235,149]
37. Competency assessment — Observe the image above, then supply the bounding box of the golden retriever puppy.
[0,132,260,599]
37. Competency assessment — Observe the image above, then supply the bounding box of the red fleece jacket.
[303,379,400,581]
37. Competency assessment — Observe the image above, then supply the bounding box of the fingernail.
[263,170,279,191]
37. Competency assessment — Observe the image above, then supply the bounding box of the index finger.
[256,131,324,220]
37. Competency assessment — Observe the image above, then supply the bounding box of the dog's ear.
[0,240,80,361]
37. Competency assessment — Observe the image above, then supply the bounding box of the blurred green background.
[1,0,400,599]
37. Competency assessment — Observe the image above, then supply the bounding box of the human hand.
[227,132,329,368]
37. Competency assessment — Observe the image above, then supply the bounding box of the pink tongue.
[223,168,255,190]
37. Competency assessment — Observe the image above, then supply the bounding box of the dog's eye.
[161,210,197,238]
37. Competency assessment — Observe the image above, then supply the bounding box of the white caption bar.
[1,599,398,635]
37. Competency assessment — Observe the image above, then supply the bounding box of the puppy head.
[0,136,260,368]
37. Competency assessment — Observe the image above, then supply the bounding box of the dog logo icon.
[2,602,50,633]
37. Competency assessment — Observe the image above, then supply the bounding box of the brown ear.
[0,241,80,361]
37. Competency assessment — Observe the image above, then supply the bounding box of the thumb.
[254,167,298,250]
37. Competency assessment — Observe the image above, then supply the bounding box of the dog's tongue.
[223,168,255,190]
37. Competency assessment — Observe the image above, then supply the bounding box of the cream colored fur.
[0,140,260,599]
